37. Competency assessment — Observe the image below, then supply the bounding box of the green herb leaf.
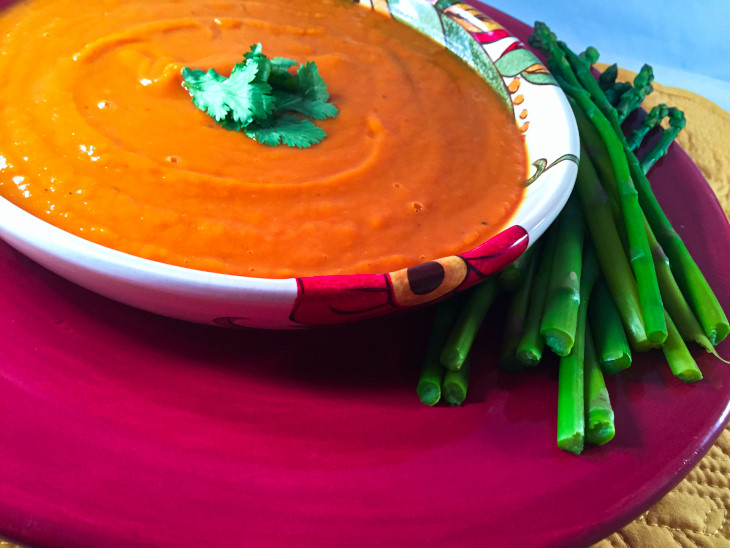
[181,43,337,148]
[245,114,326,148]
[273,89,339,120]
[225,61,275,123]
[180,67,233,122]
[181,62,274,126]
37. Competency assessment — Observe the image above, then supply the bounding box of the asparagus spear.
[626,144,730,345]
[598,64,632,107]
[417,297,463,406]
[516,226,559,366]
[589,277,632,375]
[573,143,651,351]
[605,82,633,108]
[557,244,599,454]
[499,247,539,372]
[645,216,719,355]
[443,356,471,406]
[498,244,537,292]
[662,311,703,383]
[639,107,686,173]
[614,64,654,123]
[626,104,669,152]
[530,24,666,344]
[584,322,616,445]
[574,101,716,357]
[541,193,585,356]
[440,278,499,371]
[597,63,618,91]
[535,22,727,346]
[578,45,599,66]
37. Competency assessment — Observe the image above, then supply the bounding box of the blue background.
[485,0,730,111]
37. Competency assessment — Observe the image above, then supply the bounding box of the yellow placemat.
[591,65,730,548]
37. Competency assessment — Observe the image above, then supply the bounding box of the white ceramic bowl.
[0,0,579,329]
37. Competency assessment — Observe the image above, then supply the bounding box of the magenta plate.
[2,5,730,548]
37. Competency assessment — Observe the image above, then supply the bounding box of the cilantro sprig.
[181,44,338,148]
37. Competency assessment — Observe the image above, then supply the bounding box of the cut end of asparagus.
[601,354,632,375]
[708,324,730,347]
[440,347,465,372]
[557,433,584,455]
[675,368,703,383]
[646,326,668,346]
[417,382,441,406]
[543,330,574,357]
[442,383,467,406]
[516,349,541,367]
[586,418,616,445]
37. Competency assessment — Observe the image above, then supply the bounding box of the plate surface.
[1,5,729,548]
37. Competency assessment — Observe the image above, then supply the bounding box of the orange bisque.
[0,0,527,278]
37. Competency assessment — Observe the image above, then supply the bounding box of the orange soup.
[0,0,527,278]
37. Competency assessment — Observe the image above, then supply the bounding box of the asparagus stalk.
[442,356,471,406]
[626,144,730,345]
[578,46,599,65]
[499,247,539,371]
[626,104,686,174]
[534,21,729,345]
[605,82,633,108]
[614,64,654,123]
[662,311,703,383]
[639,107,686,173]
[589,277,632,375]
[574,102,717,356]
[536,54,666,342]
[626,104,669,152]
[597,63,618,91]
[417,297,463,405]
[557,243,599,454]
[498,244,537,292]
[597,63,631,107]
[645,216,718,354]
[584,322,616,445]
[581,118,721,357]
[552,27,727,345]
[574,144,652,351]
[440,278,499,371]
[516,227,558,366]
[541,194,585,356]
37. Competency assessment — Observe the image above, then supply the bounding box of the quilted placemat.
[591,65,730,548]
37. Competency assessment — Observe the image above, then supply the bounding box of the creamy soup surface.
[0,0,527,278]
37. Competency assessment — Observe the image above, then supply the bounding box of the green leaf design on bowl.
[385,0,512,111]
